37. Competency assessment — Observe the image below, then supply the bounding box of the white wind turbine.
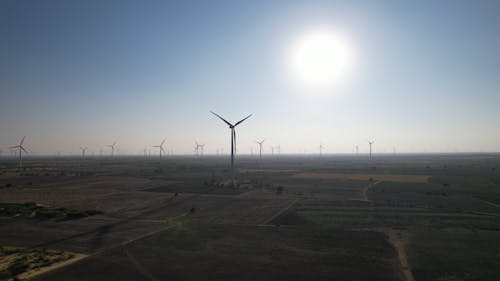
[10,136,28,169]
[107,141,117,157]
[210,111,252,186]
[153,138,166,160]
[80,147,88,157]
[255,139,265,160]
[367,140,374,159]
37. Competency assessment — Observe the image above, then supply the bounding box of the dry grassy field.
[0,154,499,281]
[292,172,430,183]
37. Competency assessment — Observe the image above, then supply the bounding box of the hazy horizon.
[2,0,500,155]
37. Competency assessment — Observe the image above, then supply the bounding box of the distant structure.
[153,138,166,160]
[355,145,359,156]
[80,147,88,157]
[255,139,265,160]
[210,111,252,186]
[10,136,27,169]
[199,144,205,156]
[271,145,280,157]
[319,143,324,157]
[367,140,374,159]
[107,141,117,157]
[194,141,204,157]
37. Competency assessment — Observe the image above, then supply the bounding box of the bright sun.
[289,29,353,89]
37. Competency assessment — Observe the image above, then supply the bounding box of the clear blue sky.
[1,0,499,155]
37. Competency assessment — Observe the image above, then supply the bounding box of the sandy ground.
[385,229,415,281]
[292,172,430,183]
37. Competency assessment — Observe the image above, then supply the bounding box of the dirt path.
[385,229,415,281]
[360,181,381,201]
[29,211,188,280]
[478,198,500,208]
[18,253,87,280]
[260,198,298,225]
[124,247,159,281]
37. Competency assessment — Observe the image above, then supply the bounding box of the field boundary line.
[477,198,500,208]
[124,247,160,281]
[260,198,298,225]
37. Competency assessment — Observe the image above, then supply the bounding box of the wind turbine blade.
[161,147,165,153]
[20,136,25,145]
[21,146,28,153]
[161,139,166,146]
[9,146,19,149]
[234,114,252,126]
[210,111,233,127]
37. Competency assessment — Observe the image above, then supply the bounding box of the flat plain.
[1,154,500,281]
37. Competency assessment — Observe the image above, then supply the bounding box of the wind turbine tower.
[368,140,374,159]
[211,111,252,186]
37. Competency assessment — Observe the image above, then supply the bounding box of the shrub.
[276,186,284,195]
[7,258,29,276]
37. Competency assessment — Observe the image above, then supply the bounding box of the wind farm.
[1,1,500,281]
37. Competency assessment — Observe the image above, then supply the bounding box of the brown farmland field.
[0,154,499,281]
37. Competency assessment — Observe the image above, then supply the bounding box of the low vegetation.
[0,202,103,220]
[0,246,76,280]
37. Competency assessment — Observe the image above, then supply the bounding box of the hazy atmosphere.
[2,2,500,281]
[1,0,500,155]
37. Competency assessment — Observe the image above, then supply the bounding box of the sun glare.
[289,28,353,89]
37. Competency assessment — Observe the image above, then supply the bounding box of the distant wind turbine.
[199,144,205,156]
[210,111,252,186]
[153,138,166,160]
[80,147,88,157]
[10,136,27,169]
[367,140,374,159]
[319,143,324,157]
[255,139,265,160]
[355,145,359,156]
[107,141,117,157]
[194,141,204,157]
